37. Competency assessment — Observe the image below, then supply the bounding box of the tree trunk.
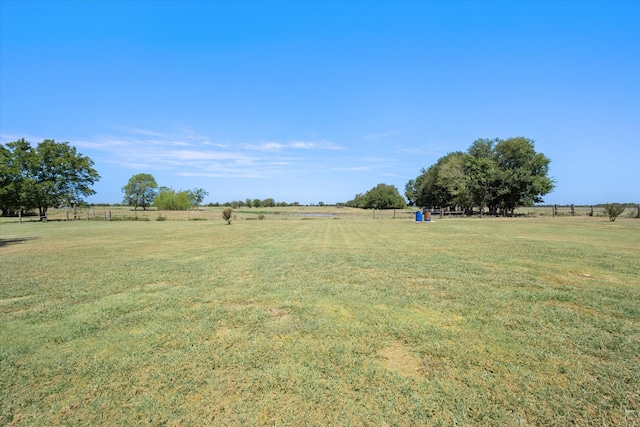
[39,206,48,221]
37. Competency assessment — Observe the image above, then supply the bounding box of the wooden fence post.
[637,204,640,219]
[18,210,22,223]
[571,204,575,216]
[66,208,69,221]
[109,210,112,219]
[87,210,89,220]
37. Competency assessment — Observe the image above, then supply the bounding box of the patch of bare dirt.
[378,342,422,378]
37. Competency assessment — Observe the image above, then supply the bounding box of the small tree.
[122,173,158,210]
[604,203,625,222]
[222,207,233,224]
[187,188,209,209]
[262,198,276,207]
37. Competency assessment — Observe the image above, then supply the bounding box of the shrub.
[222,207,233,224]
[604,203,625,222]
[154,188,192,210]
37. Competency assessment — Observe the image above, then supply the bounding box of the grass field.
[1,214,639,425]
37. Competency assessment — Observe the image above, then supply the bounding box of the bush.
[154,188,192,210]
[604,203,625,222]
[222,208,233,224]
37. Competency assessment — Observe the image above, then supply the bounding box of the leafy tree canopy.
[189,188,209,208]
[346,183,407,209]
[1,138,100,218]
[154,187,192,211]
[122,173,158,210]
[406,137,554,215]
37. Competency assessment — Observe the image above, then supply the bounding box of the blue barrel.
[415,211,423,222]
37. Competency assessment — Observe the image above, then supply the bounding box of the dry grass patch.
[378,342,423,378]
[1,216,638,425]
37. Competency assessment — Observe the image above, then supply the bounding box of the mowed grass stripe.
[1,217,639,425]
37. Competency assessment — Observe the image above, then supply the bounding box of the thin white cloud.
[178,170,264,178]
[362,130,401,141]
[162,150,250,162]
[290,140,345,150]
[202,141,230,148]
[242,140,345,151]
[396,143,448,156]
[242,142,287,151]
[289,141,316,149]
[118,161,153,170]
[118,127,165,137]
[69,126,354,183]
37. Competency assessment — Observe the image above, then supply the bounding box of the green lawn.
[1,215,639,425]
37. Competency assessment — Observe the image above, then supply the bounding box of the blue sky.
[1,1,638,205]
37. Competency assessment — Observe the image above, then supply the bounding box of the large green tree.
[407,137,554,215]
[465,139,500,215]
[409,154,461,209]
[122,173,158,210]
[0,139,100,218]
[0,139,32,215]
[492,137,554,214]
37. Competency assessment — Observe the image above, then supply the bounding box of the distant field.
[1,205,405,223]
[4,203,638,224]
[1,215,639,425]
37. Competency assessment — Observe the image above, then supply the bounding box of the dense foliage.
[0,138,100,218]
[153,187,192,210]
[346,183,407,209]
[406,137,554,215]
[122,173,158,210]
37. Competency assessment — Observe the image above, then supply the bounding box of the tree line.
[2,136,556,218]
[122,173,208,210]
[121,173,307,210]
[405,137,554,215]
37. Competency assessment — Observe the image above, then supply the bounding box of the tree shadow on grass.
[0,237,36,248]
